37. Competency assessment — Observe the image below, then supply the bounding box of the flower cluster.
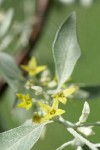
[33,100,65,124]
[16,57,77,124]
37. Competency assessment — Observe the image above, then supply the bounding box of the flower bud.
[77,126,95,137]
[79,101,90,123]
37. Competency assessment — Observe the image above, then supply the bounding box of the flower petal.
[38,101,50,113]
[29,57,37,68]
[17,101,32,110]
[55,109,65,116]
[63,86,78,97]
[58,97,67,104]
[17,102,25,108]
[52,92,67,104]
[16,93,33,110]
[36,66,47,74]
[40,108,65,123]
[40,114,52,123]
[21,65,30,72]
[52,99,59,109]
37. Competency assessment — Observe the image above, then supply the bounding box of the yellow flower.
[16,93,33,110]
[52,86,78,104]
[21,57,46,76]
[36,100,65,123]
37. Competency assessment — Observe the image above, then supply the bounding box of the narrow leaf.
[0,124,44,150]
[0,0,3,5]
[80,85,100,99]
[0,52,24,89]
[0,35,13,51]
[53,12,81,89]
[0,8,14,38]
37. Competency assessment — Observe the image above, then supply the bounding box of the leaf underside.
[0,124,44,150]
[53,12,81,89]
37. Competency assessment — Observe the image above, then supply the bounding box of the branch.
[57,117,99,150]
[76,122,100,127]
[67,128,98,150]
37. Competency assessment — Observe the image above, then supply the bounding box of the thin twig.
[67,128,98,150]
[76,122,100,127]
[58,117,99,150]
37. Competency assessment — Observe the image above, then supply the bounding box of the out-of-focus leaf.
[76,85,100,99]
[0,35,13,51]
[0,8,14,38]
[53,12,81,89]
[0,0,3,5]
[73,84,100,100]
[0,0,4,5]
[80,0,93,6]
[0,124,44,150]
[59,0,93,6]
[0,52,24,89]
[75,89,90,100]
[59,0,75,5]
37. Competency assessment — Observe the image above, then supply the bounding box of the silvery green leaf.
[79,101,90,123]
[0,0,3,5]
[53,12,81,89]
[75,89,89,99]
[0,52,24,89]
[0,35,13,51]
[80,85,100,100]
[0,124,44,150]
[67,128,98,150]
[59,0,75,4]
[80,0,93,6]
[0,8,14,38]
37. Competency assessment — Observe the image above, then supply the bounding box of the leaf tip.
[68,11,76,23]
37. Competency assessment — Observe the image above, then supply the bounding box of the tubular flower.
[52,86,78,104]
[21,57,46,76]
[34,100,65,123]
[16,93,33,110]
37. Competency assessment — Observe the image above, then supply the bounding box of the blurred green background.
[0,0,100,150]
